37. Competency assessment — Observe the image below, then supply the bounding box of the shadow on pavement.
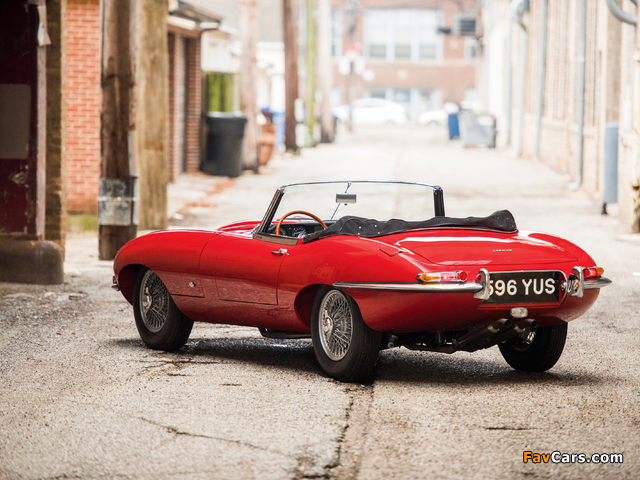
[374,348,619,387]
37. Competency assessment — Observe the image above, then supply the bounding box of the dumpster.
[202,113,247,177]
[459,112,497,148]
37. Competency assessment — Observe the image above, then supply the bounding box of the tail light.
[417,271,468,284]
[583,267,604,279]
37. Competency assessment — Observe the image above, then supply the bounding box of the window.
[364,10,388,60]
[418,10,441,61]
[364,8,442,62]
[394,10,412,60]
[464,37,480,60]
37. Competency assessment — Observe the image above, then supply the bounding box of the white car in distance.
[332,98,407,126]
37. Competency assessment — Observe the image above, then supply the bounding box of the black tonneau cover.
[302,210,517,243]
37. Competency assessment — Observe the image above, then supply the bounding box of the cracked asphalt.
[1,126,640,479]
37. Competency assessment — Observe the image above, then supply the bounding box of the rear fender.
[294,284,323,328]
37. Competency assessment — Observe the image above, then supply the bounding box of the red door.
[200,233,287,305]
[0,1,39,236]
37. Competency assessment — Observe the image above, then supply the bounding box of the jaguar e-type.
[112,181,611,382]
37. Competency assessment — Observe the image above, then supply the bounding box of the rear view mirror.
[336,193,357,204]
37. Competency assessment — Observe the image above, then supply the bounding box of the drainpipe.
[504,19,513,147]
[534,0,548,160]
[605,0,637,25]
[511,0,529,158]
[569,0,587,191]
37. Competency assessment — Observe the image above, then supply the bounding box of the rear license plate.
[483,271,561,304]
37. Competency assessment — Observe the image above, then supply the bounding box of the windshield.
[263,181,441,229]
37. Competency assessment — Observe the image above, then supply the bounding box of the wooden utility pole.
[240,0,259,171]
[283,0,299,152]
[99,0,169,259]
[99,0,136,260]
[136,0,169,230]
[306,0,316,141]
[317,0,333,143]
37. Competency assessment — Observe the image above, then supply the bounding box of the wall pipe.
[504,18,513,147]
[605,0,637,25]
[534,0,548,160]
[569,0,587,190]
[512,0,529,158]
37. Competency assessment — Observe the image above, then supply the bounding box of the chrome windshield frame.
[254,181,445,237]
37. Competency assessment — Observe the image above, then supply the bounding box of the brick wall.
[65,0,100,214]
[518,0,607,201]
[46,0,67,249]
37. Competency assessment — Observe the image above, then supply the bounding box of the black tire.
[133,267,194,351]
[498,323,568,372]
[311,287,383,382]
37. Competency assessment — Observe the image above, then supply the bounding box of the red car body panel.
[113,218,602,335]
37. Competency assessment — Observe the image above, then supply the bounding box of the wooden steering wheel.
[275,210,328,236]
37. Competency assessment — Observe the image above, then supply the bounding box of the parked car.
[332,98,407,125]
[112,181,611,382]
[417,108,448,125]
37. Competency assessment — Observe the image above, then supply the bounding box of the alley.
[1,126,639,479]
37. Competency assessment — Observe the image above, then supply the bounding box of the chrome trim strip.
[111,275,120,291]
[584,276,612,289]
[253,232,299,245]
[332,281,483,292]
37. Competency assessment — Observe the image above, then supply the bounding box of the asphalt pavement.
[1,125,639,479]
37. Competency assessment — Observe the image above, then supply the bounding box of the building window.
[364,8,442,62]
[364,9,388,60]
[464,37,479,60]
[332,8,343,58]
[418,10,441,61]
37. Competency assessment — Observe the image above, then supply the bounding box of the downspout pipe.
[534,0,548,160]
[569,0,587,191]
[511,0,529,158]
[504,19,513,147]
[605,0,637,25]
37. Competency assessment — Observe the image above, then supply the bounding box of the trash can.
[459,112,497,148]
[202,113,247,177]
[447,113,460,139]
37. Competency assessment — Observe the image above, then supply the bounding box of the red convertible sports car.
[112,181,611,382]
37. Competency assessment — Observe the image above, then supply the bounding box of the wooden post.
[99,0,136,260]
[306,0,316,142]
[240,0,259,171]
[317,0,333,143]
[283,0,299,152]
[136,0,169,230]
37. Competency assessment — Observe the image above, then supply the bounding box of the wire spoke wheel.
[311,287,382,382]
[132,267,193,352]
[139,269,169,333]
[318,290,353,360]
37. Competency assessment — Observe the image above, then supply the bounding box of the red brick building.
[331,0,480,119]
[64,0,221,214]
[66,0,100,214]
